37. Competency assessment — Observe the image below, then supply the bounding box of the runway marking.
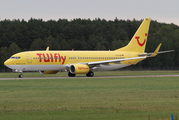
[0,75,179,80]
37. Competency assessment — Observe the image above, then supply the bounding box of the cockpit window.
[10,56,21,59]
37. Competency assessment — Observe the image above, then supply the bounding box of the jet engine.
[69,64,89,74]
[39,70,58,74]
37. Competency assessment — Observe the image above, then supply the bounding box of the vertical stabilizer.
[115,18,151,53]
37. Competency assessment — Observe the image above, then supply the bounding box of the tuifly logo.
[36,53,66,64]
[135,33,147,47]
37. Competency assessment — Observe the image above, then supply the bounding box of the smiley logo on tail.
[135,33,147,47]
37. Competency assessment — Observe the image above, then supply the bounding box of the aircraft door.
[73,56,81,63]
[26,53,32,63]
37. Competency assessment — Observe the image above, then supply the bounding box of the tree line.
[0,18,179,71]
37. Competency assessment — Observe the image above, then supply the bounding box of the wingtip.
[150,43,162,57]
[46,47,49,51]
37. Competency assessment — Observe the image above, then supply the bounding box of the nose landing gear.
[15,69,23,78]
[19,74,23,78]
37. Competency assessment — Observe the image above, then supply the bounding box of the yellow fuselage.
[4,51,145,71]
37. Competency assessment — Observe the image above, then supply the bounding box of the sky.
[0,0,179,26]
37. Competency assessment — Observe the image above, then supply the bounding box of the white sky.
[0,0,179,26]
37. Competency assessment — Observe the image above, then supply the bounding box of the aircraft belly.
[93,64,130,71]
[6,65,24,71]
[7,65,66,71]
[26,65,66,71]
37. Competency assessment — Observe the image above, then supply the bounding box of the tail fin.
[115,18,151,53]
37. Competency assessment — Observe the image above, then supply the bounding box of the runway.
[0,74,179,80]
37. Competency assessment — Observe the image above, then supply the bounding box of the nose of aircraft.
[4,60,8,66]
[4,59,14,70]
[4,59,11,66]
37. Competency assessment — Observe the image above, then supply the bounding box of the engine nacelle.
[39,70,58,74]
[69,64,89,74]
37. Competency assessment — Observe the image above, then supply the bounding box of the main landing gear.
[68,72,76,77]
[68,71,94,77]
[86,71,94,77]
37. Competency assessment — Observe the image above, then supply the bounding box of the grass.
[0,76,179,120]
[0,70,179,78]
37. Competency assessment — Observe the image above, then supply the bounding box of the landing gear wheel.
[68,72,76,77]
[19,74,23,78]
[86,71,94,77]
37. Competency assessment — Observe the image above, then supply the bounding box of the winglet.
[150,43,162,57]
[46,47,49,51]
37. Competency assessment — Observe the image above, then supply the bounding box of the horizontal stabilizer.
[138,43,174,57]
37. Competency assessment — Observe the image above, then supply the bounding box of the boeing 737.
[4,18,174,78]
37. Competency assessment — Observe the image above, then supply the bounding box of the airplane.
[4,18,174,78]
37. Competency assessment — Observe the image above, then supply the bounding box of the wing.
[65,56,147,71]
[87,56,146,67]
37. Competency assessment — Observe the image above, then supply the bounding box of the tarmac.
[0,74,179,80]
